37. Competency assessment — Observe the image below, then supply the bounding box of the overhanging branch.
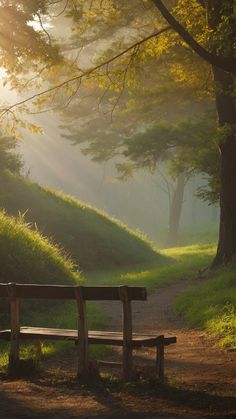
[0,26,171,118]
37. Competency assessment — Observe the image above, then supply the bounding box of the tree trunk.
[213,68,236,265]
[166,172,185,247]
[207,1,236,265]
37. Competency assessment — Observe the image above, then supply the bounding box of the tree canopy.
[0,0,235,265]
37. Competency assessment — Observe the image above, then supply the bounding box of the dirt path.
[0,280,235,418]
[99,280,236,394]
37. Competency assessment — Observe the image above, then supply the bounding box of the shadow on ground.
[0,370,235,419]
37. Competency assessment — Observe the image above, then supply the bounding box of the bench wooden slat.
[97,361,123,368]
[0,327,176,348]
[0,283,147,301]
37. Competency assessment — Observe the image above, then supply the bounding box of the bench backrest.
[0,283,147,301]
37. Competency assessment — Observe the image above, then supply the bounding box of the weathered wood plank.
[163,336,177,345]
[0,327,176,347]
[0,283,147,301]
[97,361,122,368]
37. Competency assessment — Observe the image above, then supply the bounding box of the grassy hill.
[0,171,162,271]
[0,209,79,323]
[0,211,78,286]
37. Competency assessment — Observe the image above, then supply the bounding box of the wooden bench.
[0,282,176,380]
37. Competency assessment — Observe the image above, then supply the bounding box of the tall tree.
[116,117,218,245]
[150,1,235,264]
[0,0,235,265]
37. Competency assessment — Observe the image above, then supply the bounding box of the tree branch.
[152,0,236,74]
[36,13,52,46]
[0,26,171,118]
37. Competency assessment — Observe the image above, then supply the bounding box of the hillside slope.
[0,210,78,285]
[0,172,162,271]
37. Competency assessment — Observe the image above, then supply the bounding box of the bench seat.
[0,327,176,348]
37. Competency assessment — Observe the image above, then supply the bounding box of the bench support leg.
[78,340,89,378]
[123,343,133,381]
[156,336,164,380]
[119,286,133,381]
[8,295,20,374]
[9,345,20,373]
[75,286,89,379]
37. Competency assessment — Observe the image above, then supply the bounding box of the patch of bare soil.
[0,280,235,418]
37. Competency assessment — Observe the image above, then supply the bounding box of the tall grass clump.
[176,265,236,349]
[0,171,162,271]
[0,209,80,328]
[0,210,79,285]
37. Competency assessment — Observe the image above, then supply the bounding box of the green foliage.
[0,135,23,175]
[0,1,229,211]
[0,1,61,74]
[0,171,161,271]
[176,266,236,349]
[116,115,220,203]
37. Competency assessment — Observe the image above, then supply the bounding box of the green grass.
[0,171,162,271]
[155,224,218,248]
[0,210,79,286]
[86,243,216,288]
[176,225,218,247]
[176,264,236,349]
